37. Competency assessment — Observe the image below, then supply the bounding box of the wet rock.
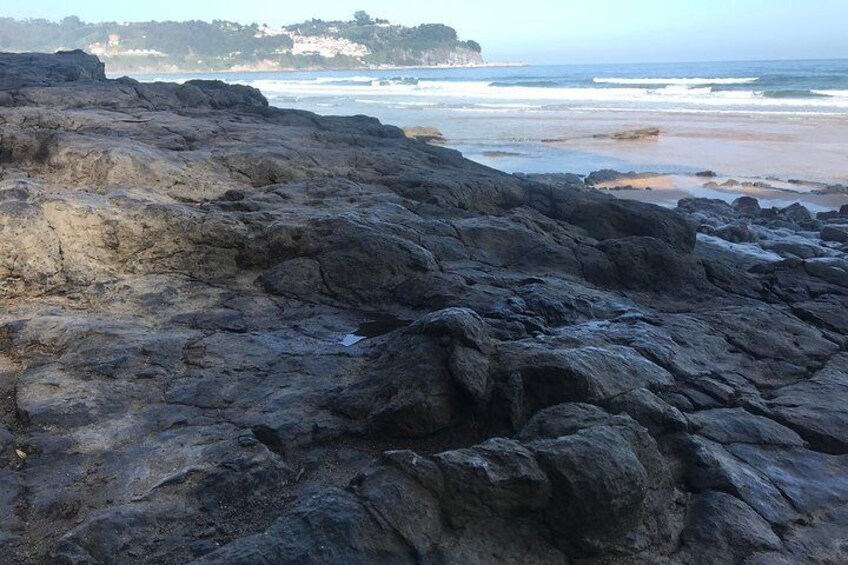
[434,438,551,516]
[814,184,848,195]
[4,50,848,565]
[0,469,20,541]
[681,436,796,525]
[496,345,673,428]
[593,236,709,293]
[402,126,446,144]
[593,128,660,141]
[688,408,805,447]
[528,421,671,555]
[728,443,848,515]
[732,195,761,216]
[548,197,696,251]
[804,257,848,288]
[769,355,848,453]
[682,492,782,564]
[792,296,848,333]
[678,197,735,220]
[518,402,623,440]
[584,169,654,185]
[761,240,825,260]
[531,428,647,528]
[817,210,840,221]
[822,225,848,243]
[779,203,813,223]
[334,308,491,437]
[191,489,413,565]
[714,223,754,243]
[603,388,688,434]
[350,457,445,556]
[0,50,105,90]
[518,172,584,187]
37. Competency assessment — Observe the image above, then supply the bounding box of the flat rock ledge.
[1,52,848,565]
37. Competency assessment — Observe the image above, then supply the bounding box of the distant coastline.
[115,60,529,76]
[0,14,487,74]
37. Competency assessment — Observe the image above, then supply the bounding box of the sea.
[138,59,848,185]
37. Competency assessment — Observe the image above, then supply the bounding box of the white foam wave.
[231,77,848,113]
[313,75,379,84]
[655,85,713,95]
[593,77,760,85]
[355,99,439,108]
[812,90,848,98]
[473,102,545,109]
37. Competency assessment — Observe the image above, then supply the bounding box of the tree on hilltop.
[61,16,83,28]
[354,11,374,26]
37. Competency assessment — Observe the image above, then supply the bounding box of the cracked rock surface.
[1,51,848,564]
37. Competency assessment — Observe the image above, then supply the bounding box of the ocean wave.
[490,80,565,88]
[355,99,439,108]
[593,77,760,85]
[761,90,831,99]
[236,77,848,113]
[812,89,848,98]
[313,75,379,85]
[566,105,848,117]
[474,102,545,109]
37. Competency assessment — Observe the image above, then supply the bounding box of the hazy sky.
[5,0,848,64]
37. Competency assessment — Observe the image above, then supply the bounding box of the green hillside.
[0,12,484,72]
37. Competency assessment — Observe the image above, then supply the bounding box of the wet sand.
[595,174,847,212]
[463,109,848,192]
[452,108,848,210]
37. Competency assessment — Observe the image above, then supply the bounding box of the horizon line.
[522,56,848,66]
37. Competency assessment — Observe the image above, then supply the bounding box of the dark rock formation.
[0,50,106,89]
[822,225,848,243]
[1,52,848,565]
[584,169,658,186]
[593,127,660,141]
[401,126,447,144]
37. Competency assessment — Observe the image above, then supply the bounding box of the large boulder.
[494,344,674,429]
[334,308,492,437]
[522,404,674,555]
[821,225,848,243]
[434,438,552,518]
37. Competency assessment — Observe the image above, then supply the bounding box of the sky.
[4,0,848,64]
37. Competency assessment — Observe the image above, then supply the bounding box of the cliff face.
[1,52,848,565]
[399,46,483,66]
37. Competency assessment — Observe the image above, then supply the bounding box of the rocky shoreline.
[2,51,848,564]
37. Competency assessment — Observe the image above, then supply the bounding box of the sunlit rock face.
[1,52,847,565]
